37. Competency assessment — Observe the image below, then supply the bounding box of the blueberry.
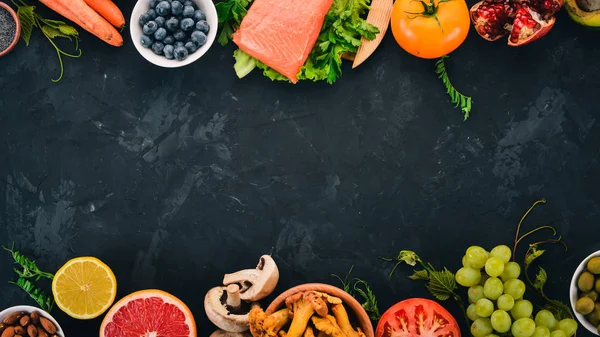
[150,0,159,8]
[174,46,189,60]
[154,16,166,27]
[139,13,151,26]
[146,9,157,19]
[163,44,175,59]
[174,41,185,48]
[155,1,171,16]
[151,41,165,55]
[154,27,167,40]
[192,10,205,22]
[140,34,153,47]
[163,35,175,44]
[184,41,198,53]
[182,5,195,18]
[143,21,158,35]
[180,18,194,31]
[170,1,184,15]
[183,0,195,7]
[165,17,179,31]
[195,20,209,33]
[189,30,206,46]
[173,29,187,41]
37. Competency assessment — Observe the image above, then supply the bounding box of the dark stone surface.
[1,0,600,335]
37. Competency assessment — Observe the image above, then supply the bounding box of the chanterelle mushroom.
[331,303,360,337]
[249,307,291,337]
[223,255,279,301]
[205,284,258,332]
[286,292,328,337]
[311,316,345,337]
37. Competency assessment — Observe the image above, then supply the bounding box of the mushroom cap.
[210,330,252,337]
[223,255,280,301]
[204,286,251,333]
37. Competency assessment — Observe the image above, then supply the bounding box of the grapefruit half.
[100,289,197,337]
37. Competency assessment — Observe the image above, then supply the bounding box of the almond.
[1,326,15,337]
[14,335,22,337]
[26,325,36,337]
[35,330,46,337]
[37,318,55,336]
[2,312,24,325]
[18,316,29,327]
[13,327,24,336]
[28,313,38,326]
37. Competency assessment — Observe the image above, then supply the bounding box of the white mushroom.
[204,284,258,332]
[222,255,279,301]
[209,329,252,337]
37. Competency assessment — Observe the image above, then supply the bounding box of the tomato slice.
[376,298,461,337]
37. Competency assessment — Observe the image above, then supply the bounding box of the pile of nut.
[575,256,600,334]
[0,311,59,337]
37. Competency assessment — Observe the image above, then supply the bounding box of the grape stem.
[512,198,547,261]
[523,240,574,323]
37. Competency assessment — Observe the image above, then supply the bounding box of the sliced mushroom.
[204,284,258,332]
[210,330,252,337]
[223,255,279,301]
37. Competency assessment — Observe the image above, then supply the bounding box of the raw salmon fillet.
[232,0,334,83]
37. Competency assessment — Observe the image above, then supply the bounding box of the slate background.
[1,0,600,335]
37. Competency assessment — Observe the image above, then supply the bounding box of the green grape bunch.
[456,244,579,337]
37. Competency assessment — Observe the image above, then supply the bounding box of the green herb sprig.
[215,0,252,46]
[3,243,55,312]
[512,199,574,320]
[332,265,381,321]
[10,0,81,82]
[435,55,472,121]
[9,278,54,312]
[381,251,470,329]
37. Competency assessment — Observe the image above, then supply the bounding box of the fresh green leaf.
[215,0,252,45]
[3,244,54,280]
[233,49,257,78]
[41,25,71,40]
[255,60,290,82]
[9,278,54,312]
[525,246,545,266]
[409,269,429,280]
[17,5,35,46]
[435,55,472,121]
[533,267,547,291]
[332,265,355,296]
[57,24,78,37]
[425,268,457,301]
[398,250,420,266]
[218,24,234,46]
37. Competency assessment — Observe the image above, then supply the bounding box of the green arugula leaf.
[426,268,457,301]
[3,244,54,280]
[353,279,381,321]
[17,5,35,46]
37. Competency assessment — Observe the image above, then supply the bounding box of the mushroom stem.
[227,284,242,309]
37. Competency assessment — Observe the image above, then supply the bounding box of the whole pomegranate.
[470,0,563,46]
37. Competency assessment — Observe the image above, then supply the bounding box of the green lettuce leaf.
[233,49,256,78]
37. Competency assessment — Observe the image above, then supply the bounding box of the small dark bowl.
[0,1,20,57]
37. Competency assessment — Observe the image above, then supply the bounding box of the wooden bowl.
[265,283,375,337]
[0,1,20,57]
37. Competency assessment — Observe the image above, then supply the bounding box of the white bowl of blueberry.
[130,0,217,67]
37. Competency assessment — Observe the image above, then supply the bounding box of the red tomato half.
[376,298,461,337]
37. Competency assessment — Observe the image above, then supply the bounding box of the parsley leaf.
[215,0,252,46]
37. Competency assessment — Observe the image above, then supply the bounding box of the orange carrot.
[81,0,125,28]
[39,0,123,47]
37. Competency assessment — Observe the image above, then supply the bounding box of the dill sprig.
[332,265,381,321]
[435,55,472,121]
[3,243,54,280]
